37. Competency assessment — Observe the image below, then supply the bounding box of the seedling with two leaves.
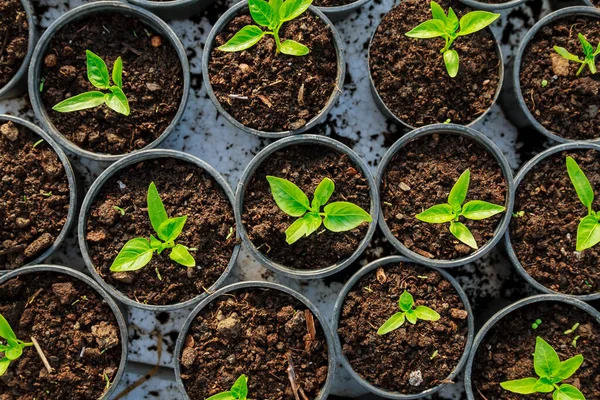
[554,33,600,76]
[207,374,248,400]
[377,290,440,335]
[566,156,600,251]
[0,314,33,376]
[415,169,506,249]
[53,50,130,116]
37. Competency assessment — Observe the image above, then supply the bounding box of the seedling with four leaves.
[0,314,33,376]
[554,33,600,76]
[377,290,440,335]
[500,336,586,400]
[53,50,130,116]
[266,176,372,244]
[415,169,506,249]
[405,1,500,78]
[207,374,248,400]
[110,182,196,272]
[566,156,600,251]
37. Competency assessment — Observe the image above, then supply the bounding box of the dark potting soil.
[0,272,122,399]
[40,13,184,155]
[471,301,600,400]
[369,0,500,127]
[0,0,28,89]
[312,0,356,8]
[241,144,372,270]
[179,288,329,399]
[520,16,600,140]
[0,121,70,270]
[381,133,507,260]
[85,157,237,306]
[510,149,600,296]
[208,12,338,132]
[338,262,469,394]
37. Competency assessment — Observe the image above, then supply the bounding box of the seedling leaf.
[231,374,249,399]
[112,56,123,88]
[110,238,154,272]
[450,221,477,249]
[460,200,505,220]
[280,39,310,56]
[414,305,441,321]
[416,203,455,223]
[534,336,561,379]
[157,216,188,243]
[566,156,594,210]
[52,92,106,113]
[377,312,406,335]
[86,50,110,89]
[248,0,276,26]
[170,244,195,267]
[105,86,130,116]
[266,175,310,217]
[557,355,584,381]
[576,215,600,252]
[448,169,470,208]
[312,177,334,210]
[405,19,446,38]
[147,182,168,232]
[218,26,265,52]
[500,378,538,394]
[398,290,414,311]
[458,11,499,36]
[279,0,312,22]
[443,49,459,78]
[322,201,372,232]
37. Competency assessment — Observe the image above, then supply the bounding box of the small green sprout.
[405,1,499,78]
[39,77,45,92]
[110,182,196,272]
[377,290,441,335]
[541,79,548,87]
[33,139,44,148]
[564,323,580,335]
[430,350,439,360]
[40,191,52,197]
[53,50,130,116]
[572,335,580,348]
[207,374,248,400]
[500,337,585,400]
[513,210,525,218]
[554,33,600,76]
[266,176,372,244]
[566,156,600,251]
[415,169,506,249]
[218,0,312,56]
[0,313,33,376]
[532,319,542,329]
[226,226,234,240]
[113,206,126,216]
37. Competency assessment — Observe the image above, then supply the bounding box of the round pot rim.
[458,0,527,11]
[0,114,78,271]
[0,264,129,400]
[0,0,36,99]
[201,1,346,138]
[127,0,199,7]
[376,123,515,268]
[366,4,504,130]
[464,293,600,400]
[314,0,372,15]
[173,280,337,400]
[234,134,380,279]
[27,0,191,162]
[78,148,241,311]
[331,255,475,399]
[513,6,600,144]
[504,142,600,301]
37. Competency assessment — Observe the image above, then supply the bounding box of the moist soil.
[369,0,500,127]
[0,0,28,89]
[312,0,355,8]
[381,133,507,260]
[40,13,184,155]
[0,272,122,399]
[0,120,70,270]
[86,157,237,306]
[520,16,600,140]
[241,144,372,270]
[510,149,600,296]
[337,262,469,394]
[179,288,329,399]
[208,12,338,132]
[471,301,600,400]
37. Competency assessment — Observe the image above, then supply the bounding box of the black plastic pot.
[27,1,191,162]
[316,0,373,22]
[332,256,475,399]
[458,0,527,10]
[126,0,213,20]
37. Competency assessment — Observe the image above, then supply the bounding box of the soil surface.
[338,262,469,394]
[86,157,237,306]
[510,149,600,296]
[520,16,600,140]
[312,0,356,8]
[471,301,600,400]
[208,12,338,132]
[180,287,329,399]
[0,120,70,270]
[40,13,184,155]
[0,272,122,399]
[0,0,28,90]
[381,133,507,260]
[241,144,372,270]
[369,0,500,127]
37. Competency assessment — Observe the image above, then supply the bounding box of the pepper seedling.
[266,176,372,244]
[207,374,248,400]
[218,0,312,56]
[554,33,600,76]
[53,50,130,116]
[110,182,196,272]
[500,337,585,400]
[377,290,440,335]
[405,1,499,78]
[415,169,505,249]
[566,156,600,251]
[0,313,33,376]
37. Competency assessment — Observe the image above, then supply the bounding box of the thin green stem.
[576,62,586,76]
[274,25,282,53]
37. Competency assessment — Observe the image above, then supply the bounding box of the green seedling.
[110,182,196,272]
[377,290,441,335]
[113,206,126,216]
[0,314,33,376]
[564,323,580,335]
[33,139,44,148]
[554,33,600,76]
[513,210,525,218]
[500,337,585,400]
[266,176,372,244]
[566,156,600,251]
[53,50,130,116]
[532,318,542,329]
[415,169,506,249]
[207,374,248,400]
[218,0,312,56]
[405,1,499,77]
[542,79,549,87]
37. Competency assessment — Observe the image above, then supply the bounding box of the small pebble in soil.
[409,370,423,387]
